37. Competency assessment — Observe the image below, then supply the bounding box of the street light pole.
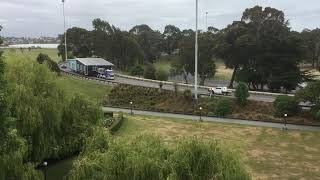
[130,101,133,115]
[62,0,68,61]
[206,12,208,31]
[199,107,202,121]
[194,0,199,100]
[43,161,48,180]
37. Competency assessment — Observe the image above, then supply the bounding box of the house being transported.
[67,58,114,76]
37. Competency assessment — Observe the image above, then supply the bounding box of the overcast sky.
[0,0,320,37]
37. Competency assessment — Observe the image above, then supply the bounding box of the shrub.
[215,98,232,117]
[235,82,250,106]
[315,110,320,120]
[36,53,60,74]
[130,64,144,77]
[109,112,125,134]
[68,135,251,180]
[273,95,299,117]
[143,64,156,80]
[168,138,251,180]
[183,89,192,100]
[156,68,169,81]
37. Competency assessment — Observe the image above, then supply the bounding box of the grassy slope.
[116,115,320,180]
[3,48,61,62]
[3,49,112,103]
[57,76,111,103]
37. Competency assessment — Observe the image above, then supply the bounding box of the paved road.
[103,107,320,132]
[115,76,276,102]
[60,63,280,102]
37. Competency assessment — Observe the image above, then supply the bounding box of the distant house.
[67,58,114,76]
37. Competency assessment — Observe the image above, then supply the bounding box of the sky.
[0,0,320,37]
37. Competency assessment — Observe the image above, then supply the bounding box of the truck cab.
[97,68,115,80]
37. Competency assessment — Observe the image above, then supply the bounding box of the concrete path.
[102,107,320,132]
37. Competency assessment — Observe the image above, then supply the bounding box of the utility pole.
[194,0,199,100]
[62,0,68,61]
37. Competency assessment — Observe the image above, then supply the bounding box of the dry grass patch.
[116,115,320,180]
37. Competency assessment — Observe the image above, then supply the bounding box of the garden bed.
[104,84,320,126]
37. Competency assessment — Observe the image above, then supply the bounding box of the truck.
[97,68,115,80]
[208,87,231,96]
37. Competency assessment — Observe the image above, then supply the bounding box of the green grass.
[116,114,320,180]
[57,76,112,103]
[3,48,60,62]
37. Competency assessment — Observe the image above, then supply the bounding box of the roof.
[76,58,114,66]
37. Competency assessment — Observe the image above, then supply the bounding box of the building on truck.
[67,57,114,76]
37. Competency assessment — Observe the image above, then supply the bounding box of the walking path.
[102,107,320,132]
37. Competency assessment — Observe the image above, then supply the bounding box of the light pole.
[206,12,208,31]
[199,107,202,121]
[194,0,199,100]
[43,161,48,180]
[130,101,133,115]
[283,113,288,130]
[62,0,68,61]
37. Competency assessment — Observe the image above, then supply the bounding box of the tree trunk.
[200,76,206,86]
[183,68,188,84]
[229,65,239,88]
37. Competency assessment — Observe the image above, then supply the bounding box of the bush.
[273,95,299,117]
[68,135,251,180]
[109,112,125,134]
[183,89,192,100]
[315,110,320,120]
[155,68,169,81]
[215,98,232,117]
[235,82,250,106]
[130,64,144,77]
[36,53,60,74]
[143,64,156,80]
[168,138,251,180]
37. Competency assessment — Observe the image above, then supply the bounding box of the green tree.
[235,82,250,106]
[179,32,217,85]
[155,68,169,81]
[215,98,233,117]
[129,25,163,63]
[36,53,60,74]
[129,64,144,77]
[0,26,42,180]
[296,81,320,118]
[273,95,300,117]
[144,64,156,80]
[163,25,181,55]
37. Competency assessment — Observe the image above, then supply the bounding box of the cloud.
[0,0,319,37]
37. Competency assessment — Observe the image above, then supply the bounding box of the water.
[6,44,59,49]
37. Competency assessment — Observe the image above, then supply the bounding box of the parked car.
[208,87,231,96]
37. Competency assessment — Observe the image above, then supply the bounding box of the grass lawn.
[116,115,320,180]
[57,76,112,103]
[214,59,233,80]
[2,48,60,62]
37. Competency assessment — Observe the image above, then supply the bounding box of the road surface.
[102,107,320,132]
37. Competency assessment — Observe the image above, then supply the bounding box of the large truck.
[97,68,115,80]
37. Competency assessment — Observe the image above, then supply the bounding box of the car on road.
[208,87,231,96]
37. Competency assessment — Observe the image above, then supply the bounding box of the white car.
[208,87,231,96]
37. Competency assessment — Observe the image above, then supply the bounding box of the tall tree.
[300,29,320,70]
[129,25,163,63]
[163,25,182,55]
[179,31,217,85]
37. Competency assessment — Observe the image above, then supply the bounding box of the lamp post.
[206,12,208,31]
[194,0,199,100]
[199,107,202,121]
[130,101,133,115]
[43,161,48,180]
[283,113,288,130]
[62,0,68,61]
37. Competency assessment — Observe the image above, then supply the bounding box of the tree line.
[59,6,319,92]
